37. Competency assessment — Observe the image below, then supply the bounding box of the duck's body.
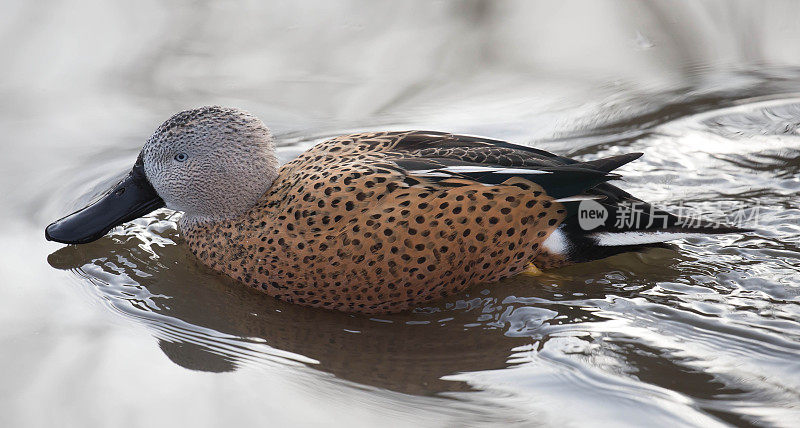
[46,107,744,314]
[181,129,732,313]
[184,131,570,313]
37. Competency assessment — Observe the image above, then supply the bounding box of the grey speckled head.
[142,106,279,223]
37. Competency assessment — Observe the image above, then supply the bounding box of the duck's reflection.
[47,213,687,395]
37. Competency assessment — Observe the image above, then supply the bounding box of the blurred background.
[2,1,800,427]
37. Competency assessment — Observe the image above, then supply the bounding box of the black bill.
[45,153,165,244]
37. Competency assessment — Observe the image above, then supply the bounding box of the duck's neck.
[178,199,259,230]
[177,161,280,230]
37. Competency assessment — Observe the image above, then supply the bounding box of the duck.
[45,106,744,313]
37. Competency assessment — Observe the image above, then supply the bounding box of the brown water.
[2,1,800,427]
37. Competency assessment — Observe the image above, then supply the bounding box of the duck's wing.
[390,131,574,166]
[382,131,746,266]
[385,131,634,200]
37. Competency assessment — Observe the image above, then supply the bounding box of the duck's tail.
[535,153,750,267]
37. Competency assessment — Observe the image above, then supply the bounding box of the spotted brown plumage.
[46,107,749,314]
[183,131,614,313]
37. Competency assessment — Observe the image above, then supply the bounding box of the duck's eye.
[174,153,188,162]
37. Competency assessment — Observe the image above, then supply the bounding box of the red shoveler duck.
[46,106,744,313]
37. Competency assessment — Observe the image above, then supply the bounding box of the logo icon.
[578,199,608,230]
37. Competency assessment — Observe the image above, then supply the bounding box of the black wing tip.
[580,152,644,173]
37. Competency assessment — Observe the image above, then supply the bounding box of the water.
[2,1,799,427]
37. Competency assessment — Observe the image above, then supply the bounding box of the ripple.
[39,84,800,427]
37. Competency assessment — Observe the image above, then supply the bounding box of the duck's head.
[45,106,279,244]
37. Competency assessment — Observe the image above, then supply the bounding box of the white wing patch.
[409,170,452,177]
[438,166,499,173]
[554,195,605,203]
[407,165,552,176]
[487,168,551,174]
